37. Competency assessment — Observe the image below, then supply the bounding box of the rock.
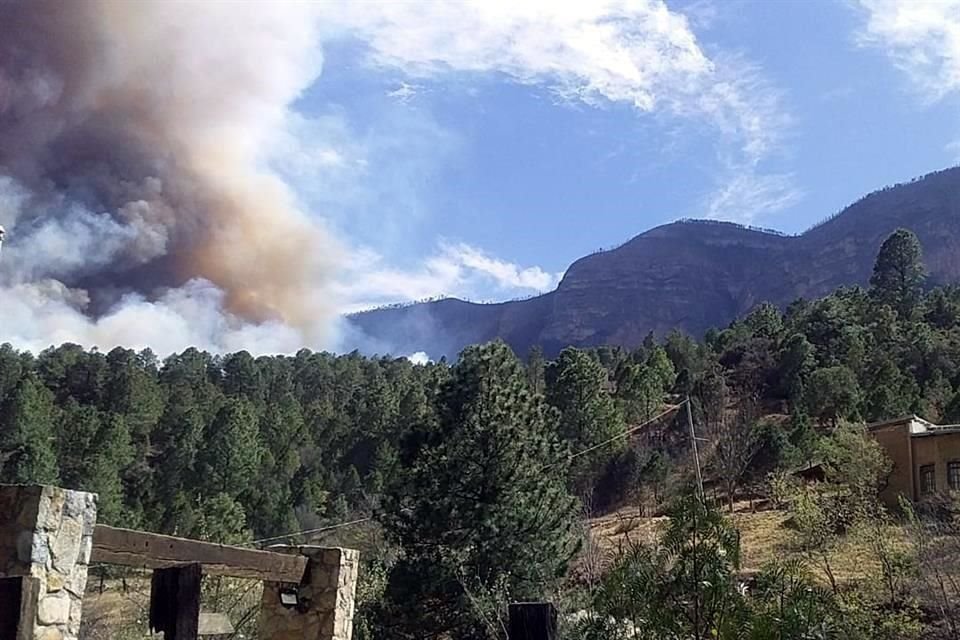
[34,626,63,640]
[38,594,70,624]
[78,535,92,565]
[65,562,88,598]
[51,517,83,573]
[39,488,66,531]
[47,570,66,592]
[63,492,86,518]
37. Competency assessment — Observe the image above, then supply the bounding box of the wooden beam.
[92,525,307,583]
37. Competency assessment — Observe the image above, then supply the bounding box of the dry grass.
[585,499,910,586]
[81,573,262,638]
[81,576,151,640]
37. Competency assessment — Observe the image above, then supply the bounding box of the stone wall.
[0,485,98,640]
[259,547,359,640]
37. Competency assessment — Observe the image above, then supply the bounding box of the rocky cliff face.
[346,167,960,358]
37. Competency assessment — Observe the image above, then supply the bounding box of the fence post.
[508,602,558,640]
[149,564,202,640]
[258,546,359,640]
[0,485,98,640]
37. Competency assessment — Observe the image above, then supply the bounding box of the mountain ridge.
[346,166,960,358]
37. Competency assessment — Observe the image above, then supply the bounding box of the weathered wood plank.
[92,525,307,583]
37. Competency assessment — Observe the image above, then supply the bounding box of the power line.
[250,402,688,546]
[542,401,685,471]
[248,517,373,548]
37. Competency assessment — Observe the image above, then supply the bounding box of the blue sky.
[273,0,960,312]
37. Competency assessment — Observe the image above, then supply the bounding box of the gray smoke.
[0,0,340,353]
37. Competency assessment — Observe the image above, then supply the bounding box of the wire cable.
[249,402,686,546]
[248,517,373,547]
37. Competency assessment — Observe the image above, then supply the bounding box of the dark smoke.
[0,0,338,350]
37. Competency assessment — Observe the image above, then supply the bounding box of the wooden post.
[508,602,557,640]
[0,578,22,640]
[0,577,38,640]
[150,564,202,640]
[686,397,705,501]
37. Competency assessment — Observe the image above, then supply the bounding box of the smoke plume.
[0,0,339,353]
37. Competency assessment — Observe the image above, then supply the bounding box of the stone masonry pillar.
[0,485,98,640]
[258,546,359,640]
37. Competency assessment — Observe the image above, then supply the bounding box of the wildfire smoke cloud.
[0,0,338,352]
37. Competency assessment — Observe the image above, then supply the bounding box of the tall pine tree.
[379,342,579,639]
[870,228,925,318]
[0,374,58,484]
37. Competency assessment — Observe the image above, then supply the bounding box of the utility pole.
[686,396,705,501]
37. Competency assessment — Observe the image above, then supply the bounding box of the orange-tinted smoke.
[0,0,337,338]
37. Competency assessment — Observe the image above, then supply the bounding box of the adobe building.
[869,415,960,506]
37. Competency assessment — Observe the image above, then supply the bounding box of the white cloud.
[448,242,559,291]
[948,139,960,162]
[387,82,422,102]
[335,241,563,313]
[856,0,960,101]
[331,1,710,109]
[704,172,804,223]
[319,0,794,224]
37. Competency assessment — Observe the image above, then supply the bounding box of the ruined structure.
[0,484,360,640]
[259,546,359,640]
[0,485,98,640]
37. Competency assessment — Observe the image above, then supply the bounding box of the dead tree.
[711,395,761,513]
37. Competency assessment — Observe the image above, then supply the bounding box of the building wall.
[872,422,914,505]
[910,432,960,497]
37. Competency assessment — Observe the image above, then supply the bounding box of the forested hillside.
[6,229,960,638]
[348,166,960,358]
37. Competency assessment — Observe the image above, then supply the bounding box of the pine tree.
[745,302,784,340]
[84,414,133,523]
[152,382,205,531]
[805,366,861,426]
[56,401,134,523]
[862,355,916,422]
[104,347,163,527]
[646,345,676,392]
[870,229,926,318]
[0,374,59,484]
[526,345,546,395]
[379,342,579,638]
[0,343,25,407]
[778,333,815,400]
[616,362,657,423]
[221,351,265,406]
[57,402,102,488]
[198,399,263,499]
[546,347,624,492]
[919,371,952,422]
[249,391,305,536]
[192,493,252,545]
